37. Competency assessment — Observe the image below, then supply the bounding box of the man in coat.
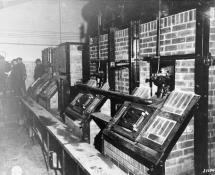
[34,58,45,81]
[17,57,27,96]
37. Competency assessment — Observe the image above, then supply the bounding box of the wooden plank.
[64,144,125,175]
[21,97,126,175]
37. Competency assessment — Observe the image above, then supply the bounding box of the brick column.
[208,7,215,168]
[165,59,195,175]
[114,28,129,93]
[208,66,215,168]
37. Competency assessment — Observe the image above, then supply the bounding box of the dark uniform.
[0,57,9,94]
[17,58,27,96]
[34,61,45,80]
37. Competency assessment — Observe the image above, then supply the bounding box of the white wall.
[0,0,88,61]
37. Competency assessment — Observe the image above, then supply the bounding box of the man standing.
[34,58,45,81]
[17,57,27,96]
[0,55,10,119]
[0,55,7,95]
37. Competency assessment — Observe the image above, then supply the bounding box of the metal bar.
[141,54,196,62]
[66,44,70,85]
[47,132,50,171]
[128,21,133,94]
[76,84,152,105]
[194,3,210,175]
[62,150,65,175]
[108,28,117,115]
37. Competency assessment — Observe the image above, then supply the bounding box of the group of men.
[0,55,47,97]
[0,56,27,96]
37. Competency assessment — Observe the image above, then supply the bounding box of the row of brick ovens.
[25,5,215,175]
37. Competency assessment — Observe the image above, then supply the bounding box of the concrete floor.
[0,98,54,175]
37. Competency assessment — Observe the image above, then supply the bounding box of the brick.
[144,48,153,53]
[187,22,196,29]
[172,38,186,44]
[172,15,175,25]
[166,159,177,167]
[176,14,180,24]
[181,140,194,148]
[168,16,171,26]
[186,36,195,42]
[142,37,153,43]
[168,150,183,159]
[161,27,171,34]
[210,34,215,41]
[164,17,168,27]
[189,10,194,21]
[184,147,194,155]
[165,45,177,51]
[179,134,194,141]
[178,29,195,37]
[149,30,157,36]
[185,11,189,22]
[148,42,156,47]
[180,13,184,23]
[173,24,187,31]
[211,20,215,27]
[160,35,164,40]
[165,33,177,39]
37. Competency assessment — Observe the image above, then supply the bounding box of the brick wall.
[99,34,108,60]
[115,28,129,61]
[139,61,150,87]
[208,7,215,168]
[105,59,196,175]
[165,59,195,175]
[115,68,129,94]
[139,9,196,57]
[89,34,108,76]
[208,65,215,168]
[175,59,195,92]
[210,7,215,56]
[114,29,129,93]
[89,37,98,75]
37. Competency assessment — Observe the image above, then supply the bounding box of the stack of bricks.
[208,7,215,168]
[114,28,129,93]
[139,9,196,57]
[89,37,98,75]
[99,34,108,60]
[115,69,129,94]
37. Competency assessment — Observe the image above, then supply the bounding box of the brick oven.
[100,6,215,175]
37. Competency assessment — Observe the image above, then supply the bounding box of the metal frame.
[194,3,211,175]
